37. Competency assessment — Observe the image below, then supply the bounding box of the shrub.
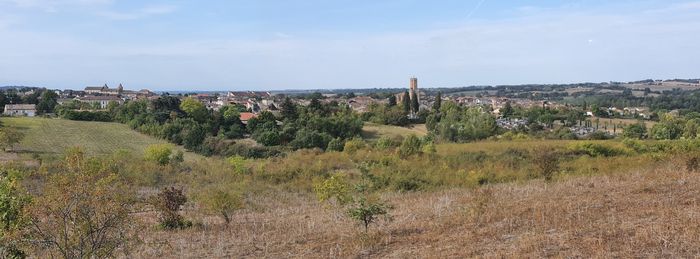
[315,174,392,232]
[26,150,138,258]
[421,141,437,154]
[687,156,700,172]
[347,197,392,233]
[170,150,184,164]
[533,148,559,181]
[0,128,24,152]
[199,187,244,226]
[343,138,366,154]
[0,170,30,258]
[327,138,345,152]
[144,144,173,165]
[374,137,397,150]
[227,156,248,174]
[568,142,626,157]
[398,135,423,158]
[152,187,191,230]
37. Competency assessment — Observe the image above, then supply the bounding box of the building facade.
[4,104,36,117]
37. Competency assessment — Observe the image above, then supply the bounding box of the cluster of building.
[58,84,156,109]
[3,84,156,117]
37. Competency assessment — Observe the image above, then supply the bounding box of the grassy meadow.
[0,117,196,159]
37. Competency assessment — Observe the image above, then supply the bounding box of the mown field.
[0,117,186,158]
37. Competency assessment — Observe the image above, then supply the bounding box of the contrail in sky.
[466,0,487,20]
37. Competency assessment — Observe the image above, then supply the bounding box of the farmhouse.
[4,104,36,117]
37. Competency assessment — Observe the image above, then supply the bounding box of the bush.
[568,142,626,157]
[0,170,30,258]
[532,148,559,181]
[144,144,173,165]
[152,187,191,230]
[227,156,248,174]
[326,138,345,152]
[398,135,423,158]
[374,137,398,150]
[343,138,366,154]
[26,150,138,258]
[346,197,392,233]
[199,187,244,226]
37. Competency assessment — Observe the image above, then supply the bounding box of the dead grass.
[362,123,427,140]
[127,158,700,258]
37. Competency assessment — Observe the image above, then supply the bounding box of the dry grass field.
[128,157,700,258]
[362,123,427,140]
[5,117,699,258]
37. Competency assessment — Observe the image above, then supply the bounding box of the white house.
[4,104,36,117]
[77,96,124,109]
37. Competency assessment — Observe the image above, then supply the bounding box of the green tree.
[0,128,25,152]
[410,91,419,113]
[401,91,410,114]
[346,197,391,233]
[314,175,391,232]
[622,122,647,139]
[432,92,442,111]
[182,124,207,150]
[36,90,58,114]
[501,101,514,118]
[200,187,243,226]
[179,97,208,122]
[281,97,298,120]
[144,144,173,165]
[387,95,397,107]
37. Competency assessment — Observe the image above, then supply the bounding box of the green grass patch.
[0,117,191,159]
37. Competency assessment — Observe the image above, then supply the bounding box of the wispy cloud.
[96,4,177,20]
[2,0,113,12]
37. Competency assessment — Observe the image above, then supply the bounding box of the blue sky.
[1,0,699,91]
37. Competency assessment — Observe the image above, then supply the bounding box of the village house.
[77,96,124,109]
[4,104,36,117]
[239,112,258,125]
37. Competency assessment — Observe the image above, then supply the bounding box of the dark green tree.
[37,90,58,114]
[501,101,514,118]
[402,91,410,114]
[387,95,397,107]
[432,92,442,111]
[410,91,419,113]
[281,97,298,120]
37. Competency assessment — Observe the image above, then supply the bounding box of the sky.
[0,0,699,91]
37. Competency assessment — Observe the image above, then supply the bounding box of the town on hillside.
[3,77,696,140]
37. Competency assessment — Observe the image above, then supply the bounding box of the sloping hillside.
[1,117,183,157]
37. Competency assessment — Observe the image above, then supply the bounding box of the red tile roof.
[239,112,257,121]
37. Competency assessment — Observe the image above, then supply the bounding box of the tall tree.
[281,97,298,120]
[410,91,419,113]
[432,92,442,111]
[387,95,397,107]
[37,90,58,114]
[402,91,410,114]
[501,101,514,118]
